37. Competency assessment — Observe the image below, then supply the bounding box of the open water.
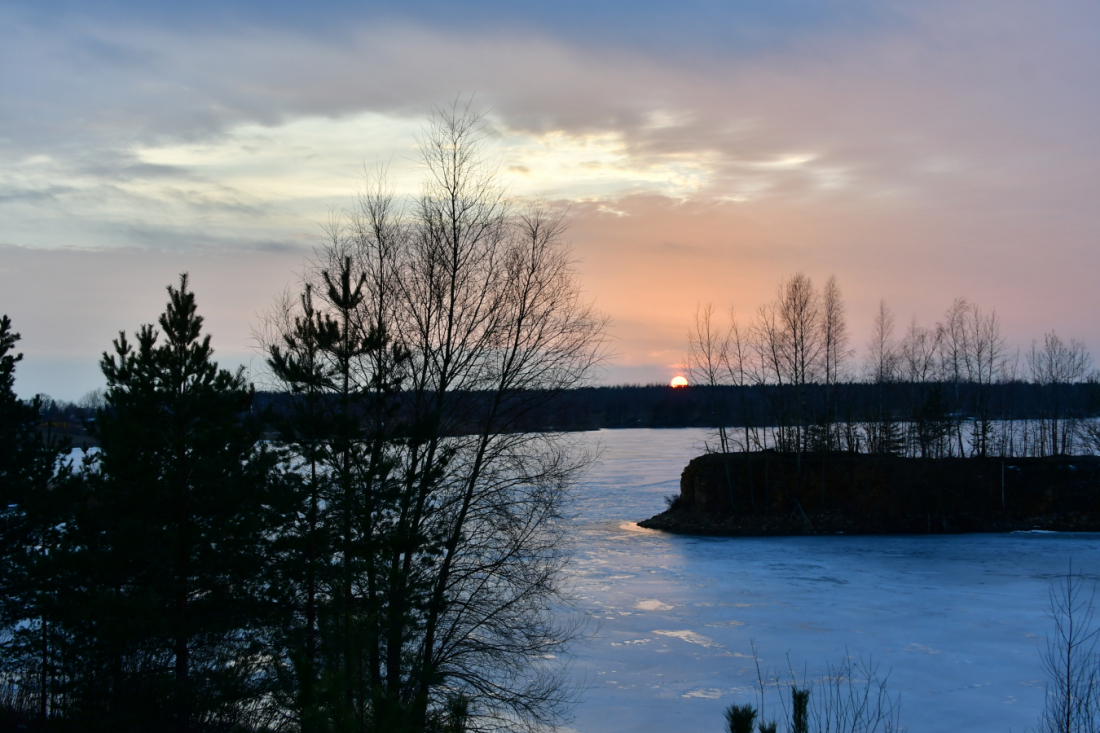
[563,428,1100,733]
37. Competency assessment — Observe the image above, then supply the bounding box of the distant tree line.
[0,106,604,733]
[685,274,1100,459]
[34,276,1098,458]
[36,379,1100,450]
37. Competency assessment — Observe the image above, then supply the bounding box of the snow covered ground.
[562,428,1100,733]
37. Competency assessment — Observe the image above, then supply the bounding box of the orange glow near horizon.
[670,376,689,388]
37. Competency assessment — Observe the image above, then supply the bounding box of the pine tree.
[0,315,72,726]
[264,257,414,730]
[263,283,340,730]
[73,275,277,732]
[0,315,55,591]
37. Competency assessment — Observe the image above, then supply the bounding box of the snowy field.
[563,428,1100,733]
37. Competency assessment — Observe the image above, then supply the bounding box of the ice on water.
[563,428,1100,733]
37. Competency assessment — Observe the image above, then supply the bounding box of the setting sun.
[670,376,688,388]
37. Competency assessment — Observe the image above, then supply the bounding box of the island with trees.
[641,274,1100,536]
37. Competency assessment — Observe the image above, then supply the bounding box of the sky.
[2,0,1099,399]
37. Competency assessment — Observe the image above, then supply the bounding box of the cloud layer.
[3,1,1099,396]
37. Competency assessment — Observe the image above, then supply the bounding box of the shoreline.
[642,450,1100,537]
[637,507,1100,537]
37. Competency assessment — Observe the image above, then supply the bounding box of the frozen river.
[562,429,1100,733]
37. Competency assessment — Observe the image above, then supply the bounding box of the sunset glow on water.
[565,429,1100,733]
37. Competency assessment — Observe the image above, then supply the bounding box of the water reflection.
[564,428,1100,733]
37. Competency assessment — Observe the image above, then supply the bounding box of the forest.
[0,108,603,733]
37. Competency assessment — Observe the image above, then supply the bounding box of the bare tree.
[750,274,824,455]
[864,301,901,455]
[686,303,733,454]
[725,308,762,453]
[1027,332,1094,456]
[686,303,740,510]
[820,275,850,450]
[262,103,606,732]
[899,319,945,458]
[810,656,901,733]
[865,300,898,386]
[745,646,902,733]
[1038,568,1100,733]
[753,299,788,452]
[899,320,940,388]
[938,297,971,457]
[964,305,1009,457]
[776,273,823,456]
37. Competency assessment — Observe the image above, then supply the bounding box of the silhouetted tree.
[964,305,1009,457]
[899,318,946,458]
[70,275,278,732]
[261,103,606,732]
[686,303,736,507]
[776,272,823,459]
[0,315,73,727]
[1038,568,1100,733]
[864,300,903,455]
[260,283,342,731]
[1028,331,1093,456]
[937,297,971,456]
[819,275,850,450]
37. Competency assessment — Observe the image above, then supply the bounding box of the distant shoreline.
[637,507,1100,536]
